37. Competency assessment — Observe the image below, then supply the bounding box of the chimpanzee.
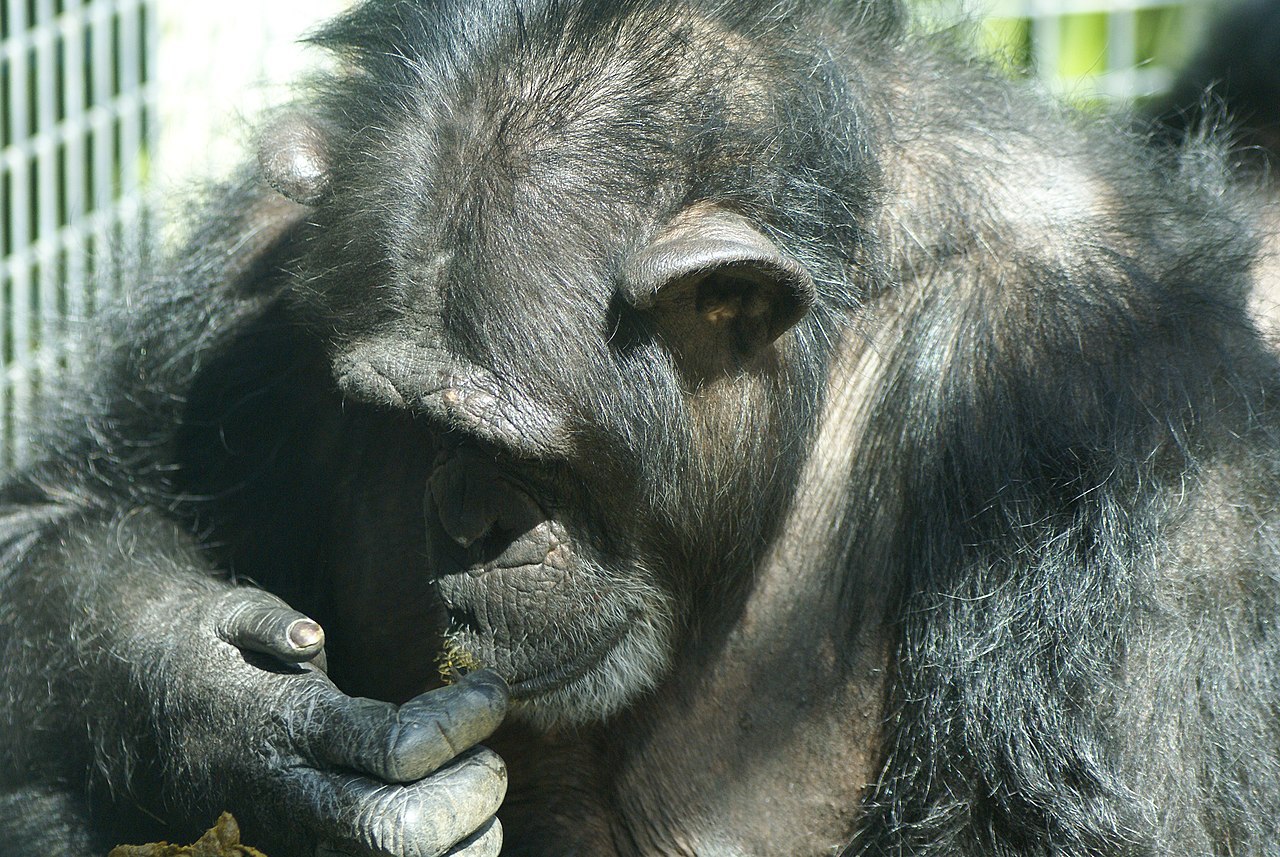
[3,0,1280,855]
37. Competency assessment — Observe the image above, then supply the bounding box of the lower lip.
[487,615,635,700]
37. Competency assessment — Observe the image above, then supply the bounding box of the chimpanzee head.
[263,0,886,726]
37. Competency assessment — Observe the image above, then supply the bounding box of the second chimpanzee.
[3,0,1280,855]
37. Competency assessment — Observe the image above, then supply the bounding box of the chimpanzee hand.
[162,587,509,857]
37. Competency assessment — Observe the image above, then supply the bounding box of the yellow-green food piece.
[108,813,266,857]
[436,632,485,684]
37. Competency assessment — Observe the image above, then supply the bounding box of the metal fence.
[0,0,156,466]
[0,1,1218,469]
[971,0,1211,100]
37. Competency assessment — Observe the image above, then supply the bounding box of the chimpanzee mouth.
[448,615,637,701]
[423,443,636,699]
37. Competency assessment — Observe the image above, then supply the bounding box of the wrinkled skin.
[4,1,1280,856]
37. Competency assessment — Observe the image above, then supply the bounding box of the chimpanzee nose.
[428,447,545,549]
[429,462,504,548]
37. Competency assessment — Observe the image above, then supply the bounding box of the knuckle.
[214,588,289,640]
[372,752,508,856]
[445,747,508,812]
[390,718,453,783]
[466,746,507,782]
[342,697,400,776]
[218,585,280,617]
[448,818,502,857]
[383,711,411,781]
[376,698,485,784]
[364,788,455,857]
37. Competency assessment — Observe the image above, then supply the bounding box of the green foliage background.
[916,0,1210,107]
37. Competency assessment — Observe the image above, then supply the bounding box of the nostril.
[427,445,551,558]
[429,464,499,548]
[447,507,497,549]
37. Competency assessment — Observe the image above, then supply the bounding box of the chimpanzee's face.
[291,14,832,726]
[324,194,815,726]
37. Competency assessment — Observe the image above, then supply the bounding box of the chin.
[438,576,677,731]
[507,608,675,730]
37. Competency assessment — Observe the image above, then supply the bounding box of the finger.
[301,746,507,857]
[216,589,326,663]
[304,670,509,783]
[445,817,502,857]
[393,670,509,776]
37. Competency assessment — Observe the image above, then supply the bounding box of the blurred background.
[0,0,1266,465]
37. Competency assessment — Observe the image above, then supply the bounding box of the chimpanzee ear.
[257,112,336,206]
[622,208,815,373]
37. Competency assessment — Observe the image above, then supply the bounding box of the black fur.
[2,1,1279,855]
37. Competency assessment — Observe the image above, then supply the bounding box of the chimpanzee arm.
[0,495,508,857]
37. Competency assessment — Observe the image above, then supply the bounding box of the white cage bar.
[0,0,156,468]
[979,0,1212,99]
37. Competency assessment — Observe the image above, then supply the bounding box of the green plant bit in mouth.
[436,632,485,684]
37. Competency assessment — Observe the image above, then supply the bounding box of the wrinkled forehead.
[388,3,783,196]
[371,8,789,287]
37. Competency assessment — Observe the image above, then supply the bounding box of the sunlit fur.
[1,0,1279,854]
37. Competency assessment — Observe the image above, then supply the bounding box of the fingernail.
[288,619,324,650]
